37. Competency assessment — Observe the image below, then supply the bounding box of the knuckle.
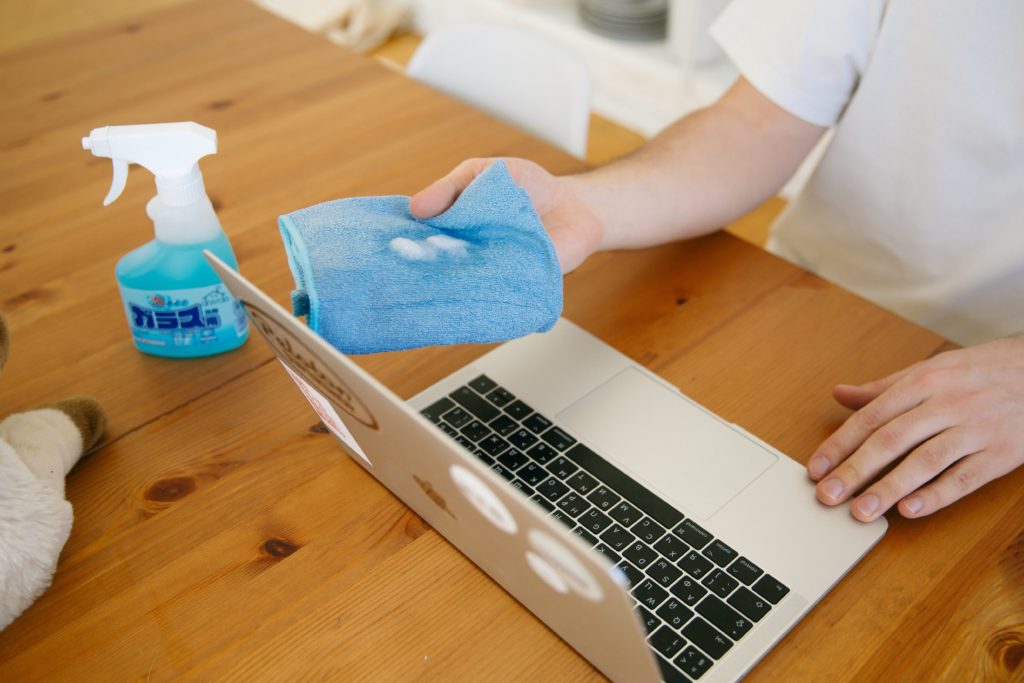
[873,425,905,452]
[917,442,951,471]
[953,467,975,494]
[857,404,886,431]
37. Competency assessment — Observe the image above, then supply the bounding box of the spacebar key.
[565,443,683,529]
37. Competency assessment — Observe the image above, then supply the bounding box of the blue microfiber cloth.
[279,161,562,354]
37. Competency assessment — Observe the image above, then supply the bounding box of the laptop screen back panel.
[206,254,662,683]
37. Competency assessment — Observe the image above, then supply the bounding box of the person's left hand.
[807,335,1024,521]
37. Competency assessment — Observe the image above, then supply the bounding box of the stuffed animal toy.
[0,313,106,630]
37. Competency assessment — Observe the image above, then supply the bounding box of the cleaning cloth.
[279,161,562,354]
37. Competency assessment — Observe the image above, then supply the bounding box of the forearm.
[565,77,826,252]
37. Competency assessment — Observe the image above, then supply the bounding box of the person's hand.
[808,335,1024,521]
[410,157,604,273]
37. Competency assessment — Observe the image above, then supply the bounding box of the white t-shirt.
[710,0,1024,346]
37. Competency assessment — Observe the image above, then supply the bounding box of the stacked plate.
[579,0,668,41]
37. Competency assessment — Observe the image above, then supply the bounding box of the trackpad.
[557,368,777,521]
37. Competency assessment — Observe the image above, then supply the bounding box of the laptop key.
[490,463,515,481]
[673,520,713,549]
[636,606,662,635]
[450,386,500,422]
[504,399,533,421]
[439,422,459,438]
[752,574,790,604]
[526,442,558,465]
[579,509,614,535]
[647,558,683,589]
[656,655,692,683]
[656,597,694,631]
[509,428,538,450]
[702,569,739,599]
[624,541,658,569]
[670,575,708,607]
[421,396,455,421]
[454,435,475,451]
[632,517,667,545]
[616,561,645,588]
[650,625,688,659]
[593,542,620,564]
[441,406,473,429]
[459,420,491,442]
[566,443,684,529]
[609,500,642,527]
[587,485,621,512]
[654,534,689,562]
[489,414,519,437]
[519,463,549,487]
[702,540,737,567]
[537,477,570,502]
[468,375,497,395]
[473,449,495,466]
[674,646,713,680]
[547,455,579,480]
[633,578,669,610]
[557,492,592,518]
[696,594,752,640]
[496,447,528,469]
[681,617,733,660]
[571,525,598,546]
[509,478,534,497]
[566,470,599,495]
[480,434,512,457]
[531,494,555,513]
[678,551,714,580]
[486,387,515,407]
[726,557,764,585]
[727,586,771,622]
[599,523,636,552]
[522,412,553,434]
[550,509,575,529]
[540,426,576,451]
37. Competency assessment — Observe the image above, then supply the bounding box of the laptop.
[206,252,886,682]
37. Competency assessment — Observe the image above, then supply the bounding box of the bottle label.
[119,283,248,350]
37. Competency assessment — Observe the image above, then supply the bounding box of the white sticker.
[528,529,603,602]
[282,362,372,467]
[449,464,518,534]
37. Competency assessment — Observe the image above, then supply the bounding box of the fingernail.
[856,494,880,517]
[903,497,923,515]
[809,455,830,478]
[821,478,844,501]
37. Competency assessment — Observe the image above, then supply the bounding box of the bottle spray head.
[82,122,216,206]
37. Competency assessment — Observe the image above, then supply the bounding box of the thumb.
[409,157,496,219]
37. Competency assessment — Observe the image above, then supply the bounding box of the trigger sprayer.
[82,122,248,358]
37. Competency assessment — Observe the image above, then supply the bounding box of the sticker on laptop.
[282,362,372,467]
[242,302,379,430]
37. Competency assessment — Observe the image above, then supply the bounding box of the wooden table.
[1,1,1021,680]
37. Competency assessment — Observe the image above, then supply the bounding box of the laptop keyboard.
[421,375,791,682]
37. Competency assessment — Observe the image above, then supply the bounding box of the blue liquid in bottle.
[116,229,248,358]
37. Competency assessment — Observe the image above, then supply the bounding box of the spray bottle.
[83,122,248,358]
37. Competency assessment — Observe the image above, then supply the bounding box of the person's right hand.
[409,157,604,273]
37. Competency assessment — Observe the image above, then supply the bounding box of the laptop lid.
[204,252,663,682]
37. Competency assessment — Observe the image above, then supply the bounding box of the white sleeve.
[709,0,888,126]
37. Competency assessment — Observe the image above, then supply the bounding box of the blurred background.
[2,0,791,245]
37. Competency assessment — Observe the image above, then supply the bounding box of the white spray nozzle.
[82,122,217,207]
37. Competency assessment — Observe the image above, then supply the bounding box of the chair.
[407,23,591,158]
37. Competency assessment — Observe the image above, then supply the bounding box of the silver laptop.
[206,252,885,682]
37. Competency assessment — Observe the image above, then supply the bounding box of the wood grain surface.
[1,1,1021,681]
